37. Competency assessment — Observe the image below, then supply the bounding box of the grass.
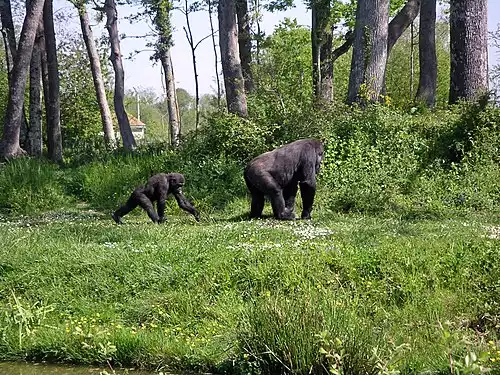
[0,202,498,374]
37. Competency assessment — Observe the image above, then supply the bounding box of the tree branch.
[388,0,421,53]
[194,31,217,50]
[332,30,354,63]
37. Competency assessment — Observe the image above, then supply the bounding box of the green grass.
[0,203,498,374]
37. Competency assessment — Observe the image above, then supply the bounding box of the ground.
[0,205,499,374]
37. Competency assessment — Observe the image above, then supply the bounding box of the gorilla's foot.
[112,213,123,224]
[279,209,296,220]
[301,212,312,220]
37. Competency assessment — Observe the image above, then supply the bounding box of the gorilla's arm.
[173,192,200,221]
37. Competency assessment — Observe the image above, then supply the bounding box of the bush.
[0,158,70,215]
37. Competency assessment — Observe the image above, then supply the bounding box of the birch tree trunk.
[449,0,488,104]
[105,0,136,150]
[415,0,437,106]
[0,0,45,159]
[347,0,389,104]
[78,4,116,147]
[218,0,248,117]
[235,0,253,92]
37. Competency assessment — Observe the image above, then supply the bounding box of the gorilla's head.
[167,173,186,193]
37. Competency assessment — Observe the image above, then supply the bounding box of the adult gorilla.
[112,173,200,224]
[244,138,324,220]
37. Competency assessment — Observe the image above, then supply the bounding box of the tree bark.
[105,0,136,150]
[78,4,116,147]
[311,0,333,103]
[160,49,180,147]
[347,0,389,104]
[43,0,62,162]
[449,0,488,104]
[415,0,437,106]
[218,0,248,117]
[26,21,43,156]
[0,0,45,159]
[235,0,253,92]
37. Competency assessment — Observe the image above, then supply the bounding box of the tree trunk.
[78,4,116,147]
[235,0,253,92]
[43,0,62,162]
[105,0,136,150]
[208,0,221,107]
[160,49,180,147]
[0,0,45,159]
[1,0,32,149]
[311,0,333,103]
[26,21,43,156]
[347,0,389,104]
[415,0,437,106]
[218,0,248,117]
[0,0,17,66]
[449,0,488,104]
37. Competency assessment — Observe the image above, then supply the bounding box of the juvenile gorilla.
[112,173,200,224]
[244,138,324,220]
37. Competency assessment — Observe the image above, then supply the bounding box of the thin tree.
[207,0,221,107]
[43,0,63,162]
[415,0,437,106]
[449,0,488,104]
[149,0,181,146]
[181,0,213,130]
[77,2,116,147]
[218,0,247,116]
[0,0,45,159]
[235,0,253,92]
[347,0,389,104]
[105,0,136,149]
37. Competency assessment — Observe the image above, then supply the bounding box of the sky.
[54,0,500,99]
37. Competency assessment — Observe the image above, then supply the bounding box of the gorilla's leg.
[283,183,298,217]
[135,192,160,223]
[112,196,139,224]
[299,181,316,219]
[245,174,265,218]
[268,184,295,220]
[249,192,265,218]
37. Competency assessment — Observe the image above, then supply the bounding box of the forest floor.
[0,203,499,374]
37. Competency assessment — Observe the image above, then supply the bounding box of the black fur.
[244,138,324,220]
[112,173,200,224]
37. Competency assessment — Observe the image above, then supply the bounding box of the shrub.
[0,158,70,215]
